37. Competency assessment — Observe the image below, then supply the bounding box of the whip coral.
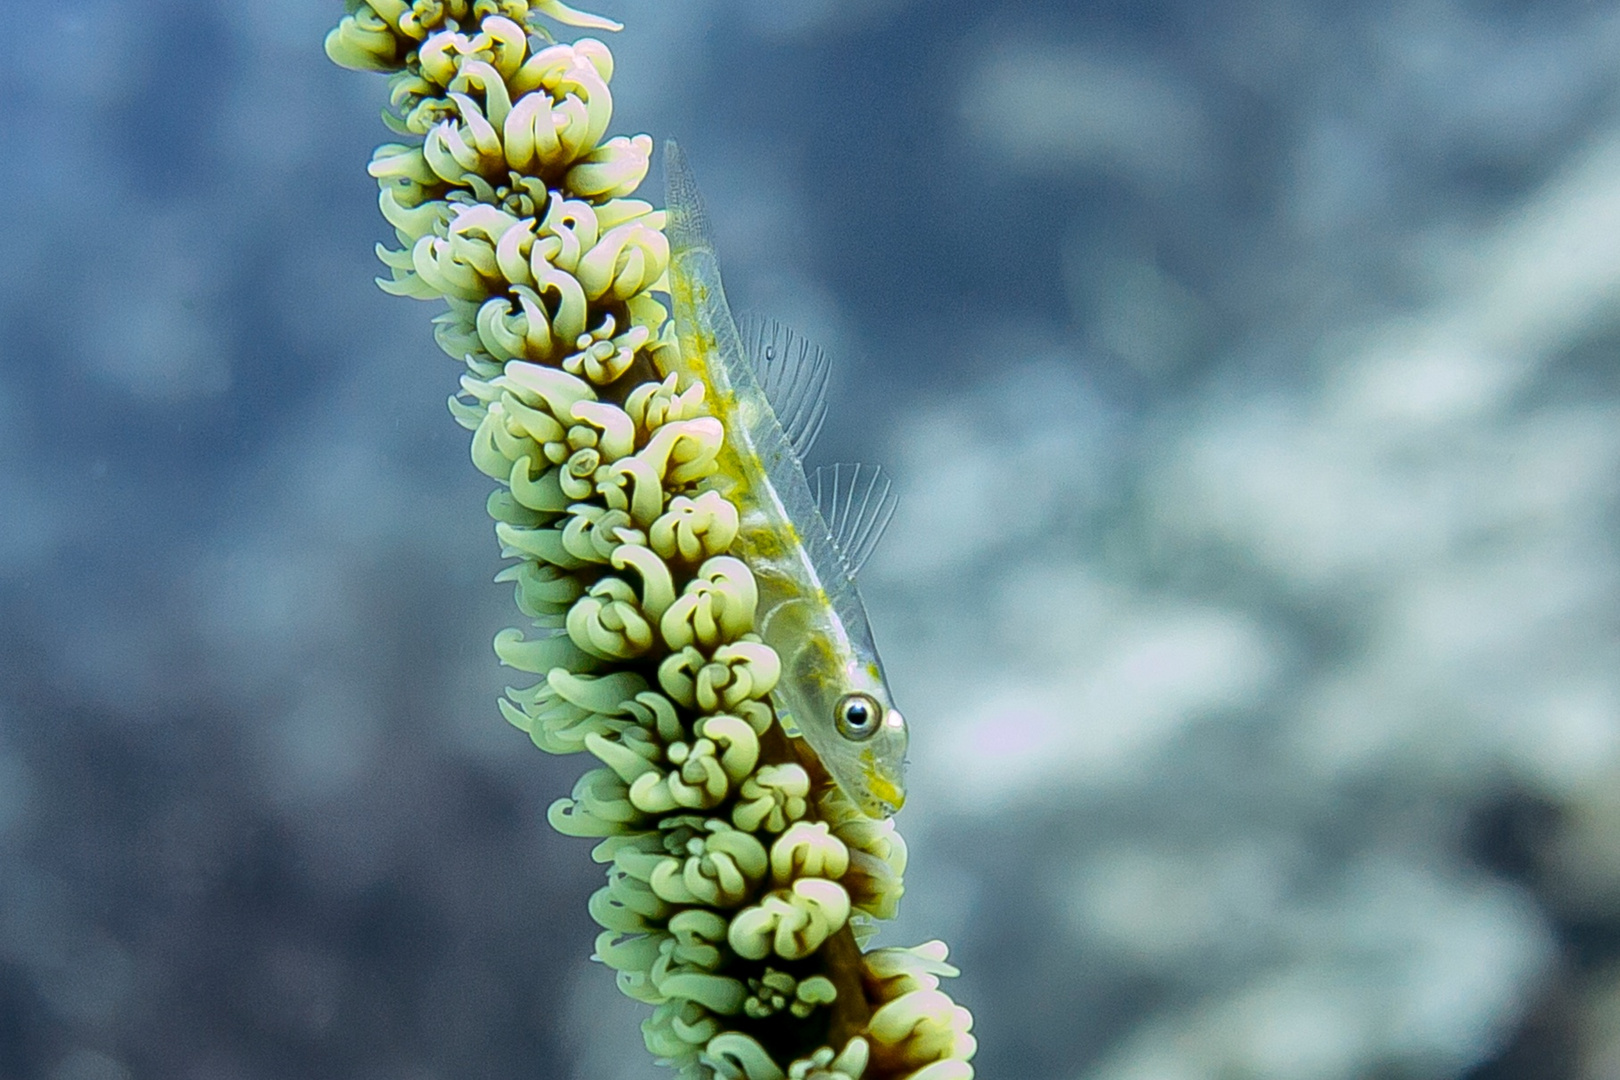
[326,3,974,1076]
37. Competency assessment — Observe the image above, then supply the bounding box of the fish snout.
[863,768,906,818]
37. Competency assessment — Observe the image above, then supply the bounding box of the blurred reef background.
[4,1,1620,1078]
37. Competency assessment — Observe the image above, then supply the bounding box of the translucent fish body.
[661,143,907,818]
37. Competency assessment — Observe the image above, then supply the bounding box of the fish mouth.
[863,770,906,817]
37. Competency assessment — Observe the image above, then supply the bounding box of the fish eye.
[835,693,882,740]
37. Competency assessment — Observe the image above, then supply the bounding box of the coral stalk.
[325,3,974,1077]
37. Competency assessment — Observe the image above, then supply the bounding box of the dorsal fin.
[739,316,831,461]
[812,463,898,577]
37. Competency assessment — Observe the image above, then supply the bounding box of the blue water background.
[3,1,1619,1078]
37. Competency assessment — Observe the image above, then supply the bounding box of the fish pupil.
[836,693,880,739]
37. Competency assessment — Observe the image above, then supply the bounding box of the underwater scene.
[3,1,1619,1078]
